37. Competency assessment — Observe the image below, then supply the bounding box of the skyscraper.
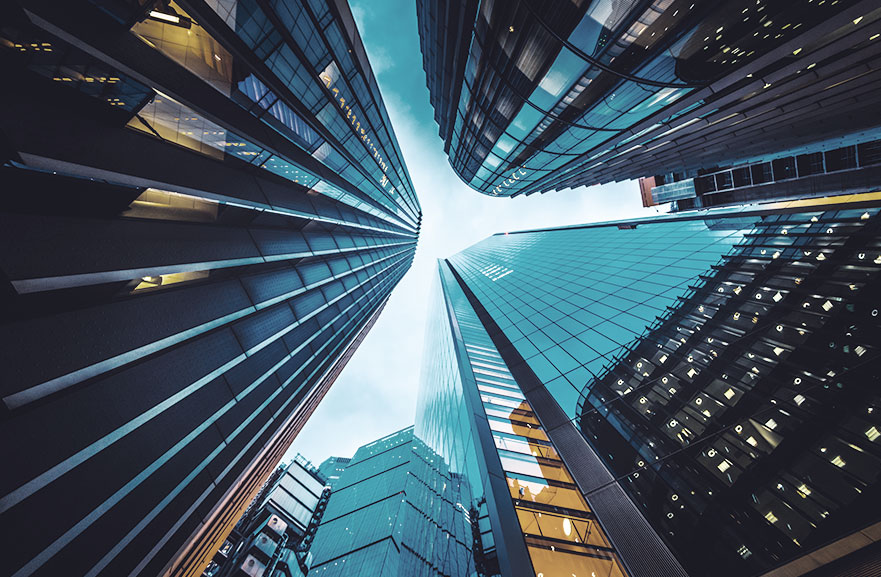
[0,1,419,576]
[421,194,881,576]
[416,0,881,198]
[308,427,474,576]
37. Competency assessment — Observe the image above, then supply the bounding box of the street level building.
[421,193,881,576]
[308,427,475,576]
[0,1,419,577]
[417,0,881,198]
[205,455,329,577]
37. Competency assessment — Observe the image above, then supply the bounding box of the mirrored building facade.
[427,193,881,576]
[417,0,881,198]
[308,427,474,577]
[0,1,419,576]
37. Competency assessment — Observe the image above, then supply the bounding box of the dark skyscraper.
[0,1,419,576]
[422,194,881,576]
[416,0,881,198]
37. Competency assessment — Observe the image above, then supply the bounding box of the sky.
[284,0,662,466]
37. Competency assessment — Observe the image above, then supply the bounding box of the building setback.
[308,427,474,576]
[422,194,881,576]
[416,0,881,198]
[316,456,352,490]
[0,1,419,577]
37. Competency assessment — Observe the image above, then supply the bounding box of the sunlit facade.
[428,194,881,576]
[420,265,629,577]
[417,0,881,197]
[308,427,474,576]
[0,1,419,577]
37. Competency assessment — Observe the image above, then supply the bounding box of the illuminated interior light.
[773,347,784,356]
[765,418,778,430]
[822,300,833,311]
[725,389,736,400]
[794,394,806,406]
[831,455,846,467]
[773,292,783,302]
[867,426,880,441]
[718,460,731,473]
[853,16,863,24]
[747,436,758,447]
[149,10,181,24]
[765,511,778,523]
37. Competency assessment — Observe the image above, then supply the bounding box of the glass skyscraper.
[0,1,418,577]
[416,0,881,198]
[422,193,881,576]
[308,427,474,576]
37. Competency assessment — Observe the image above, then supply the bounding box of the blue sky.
[285,0,660,466]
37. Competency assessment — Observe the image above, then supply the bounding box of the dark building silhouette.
[0,1,419,577]
[417,0,881,198]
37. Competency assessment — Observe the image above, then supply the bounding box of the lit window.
[765,418,778,430]
[831,455,846,468]
[764,511,778,523]
[718,460,731,473]
[797,483,811,498]
[793,394,806,406]
[724,389,735,400]
[746,436,758,447]
[866,426,880,441]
